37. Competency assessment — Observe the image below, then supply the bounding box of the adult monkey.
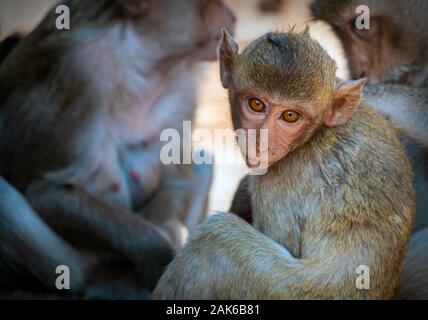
[0,0,235,298]
[153,30,416,299]
[311,0,428,298]
[310,0,428,86]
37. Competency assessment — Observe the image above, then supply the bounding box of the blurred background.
[0,0,349,213]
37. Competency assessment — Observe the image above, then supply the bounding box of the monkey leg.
[154,212,399,299]
[0,177,86,293]
[153,213,299,299]
[394,227,428,299]
[26,180,175,291]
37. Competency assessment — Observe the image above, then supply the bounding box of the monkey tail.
[0,176,86,294]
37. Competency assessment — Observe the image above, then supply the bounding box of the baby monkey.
[154,29,416,299]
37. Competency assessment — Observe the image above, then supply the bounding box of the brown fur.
[153,30,416,299]
[311,0,428,298]
[311,0,428,85]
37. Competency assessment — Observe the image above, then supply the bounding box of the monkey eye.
[350,17,380,39]
[281,110,301,123]
[248,98,266,112]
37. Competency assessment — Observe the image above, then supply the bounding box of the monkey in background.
[311,0,428,298]
[0,0,235,298]
[310,0,428,86]
[153,29,416,299]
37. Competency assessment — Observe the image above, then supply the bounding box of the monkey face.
[123,0,236,62]
[329,14,407,84]
[232,92,317,169]
[220,31,367,171]
[311,0,418,84]
[231,78,366,170]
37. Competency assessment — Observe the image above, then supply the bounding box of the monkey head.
[60,0,235,63]
[311,0,426,83]
[219,29,367,169]
[119,0,236,62]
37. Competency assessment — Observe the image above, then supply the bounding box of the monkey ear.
[325,78,367,127]
[218,28,239,89]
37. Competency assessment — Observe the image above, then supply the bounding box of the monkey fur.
[311,0,428,298]
[153,29,416,299]
[311,0,428,86]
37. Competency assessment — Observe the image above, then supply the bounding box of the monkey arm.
[0,177,85,292]
[26,179,174,290]
[154,213,397,299]
[230,175,253,224]
[153,212,296,299]
[364,84,428,147]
